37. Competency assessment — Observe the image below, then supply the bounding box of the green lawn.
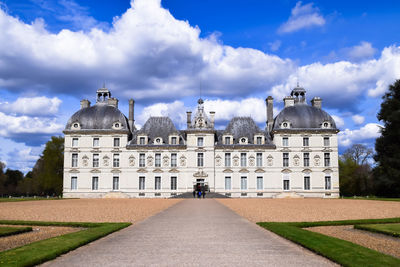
[342,196,400,202]
[0,197,61,203]
[355,223,400,237]
[0,226,32,238]
[258,217,400,267]
[0,220,131,267]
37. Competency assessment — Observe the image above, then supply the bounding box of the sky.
[0,0,399,172]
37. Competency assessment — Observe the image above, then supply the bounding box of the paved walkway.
[43,199,335,266]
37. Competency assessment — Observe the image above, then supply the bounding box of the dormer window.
[72,122,80,129]
[139,136,146,145]
[113,122,121,129]
[171,136,177,145]
[240,137,248,144]
[322,121,331,128]
[225,137,231,145]
[255,136,263,145]
[93,138,99,147]
[154,137,163,144]
[281,121,290,129]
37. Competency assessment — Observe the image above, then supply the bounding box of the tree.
[32,136,64,196]
[0,162,6,196]
[339,144,374,196]
[4,169,24,196]
[374,79,400,197]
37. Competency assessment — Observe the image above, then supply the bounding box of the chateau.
[63,85,339,198]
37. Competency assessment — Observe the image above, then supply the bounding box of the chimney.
[209,111,215,128]
[129,99,135,130]
[186,111,192,128]
[266,96,273,133]
[284,96,295,108]
[108,97,118,108]
[311,97,322,109]
[80,99,90,109]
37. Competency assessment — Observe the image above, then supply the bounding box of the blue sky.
[0,0,399,172]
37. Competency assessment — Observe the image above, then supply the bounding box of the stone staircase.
[170,192,230,199]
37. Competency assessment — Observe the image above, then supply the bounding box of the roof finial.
[103,81,106,89]
[296,77,299,88]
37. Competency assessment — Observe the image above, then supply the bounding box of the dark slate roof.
[65,103,129,131]
[273,104,337,130]
[136,117,179,144]
[223,117,266,144]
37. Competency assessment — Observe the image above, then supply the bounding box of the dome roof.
[65,103,129,131]
[273,104,337,130]
[224,117,264,143]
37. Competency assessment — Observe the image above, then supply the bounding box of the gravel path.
[41,199,336,267]
[218,199,400,222]
[0,199,181,223]
[307,225,400,258]
[0,225,80,252]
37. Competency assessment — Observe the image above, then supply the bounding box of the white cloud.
[137,100,187,129]
[270,46,400,109]
[0,112,64,139]
[278,1,325,34]
[347,41,376,61]
[0,96,61,116]
[0,0,293,102]
[331,115,344,128]
[268,40,281,52]
[338,123,382,147]
[352,114,365,125]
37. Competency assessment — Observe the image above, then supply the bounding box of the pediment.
[323,168,333,173]
[255,168,265,173]
[223,169,233,173]
[153,168,164,173]
[193,170,208,177]
[239,168,249,173]
[111,169,121,173]
[281,168,292,173]
[90,169,101,173]
[302,168,312,173]
[169,168,179,173]
[69,169,80,173]
[137,168,148,173]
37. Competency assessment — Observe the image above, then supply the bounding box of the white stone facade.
[63,86,339,198]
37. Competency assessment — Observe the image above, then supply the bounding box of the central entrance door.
[194,179,208,192]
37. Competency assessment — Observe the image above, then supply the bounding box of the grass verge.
[258,217,400,267]
[0,227,32,238]
[0,197,68,203]
[0,220,131,267]
[355,223,400,238]
[342,196,400,202]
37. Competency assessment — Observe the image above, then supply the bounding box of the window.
[241,176,247,190]
[256,153,263,167]
[92,176,98,190]
[171,176,177,190]
[114,138,120,147]
[139,137,146,145]
[303,153,310,167]
[113,176,119,190]
[93,137,99,147]
[113,154,120,168]
[225,137,231,145]
[72,138,78,147]
[155,176,161,190]
[325,176,331,190]
[241,153,247,167]
[324,137,330,147]
[283,153,289,167]
[155,153,161,167]
[225,177,231,190]
[93,154,99,168]
[324,153,330,167]
[283,179,290,191]
[171,137,177,145]
[282,137,289,147]
[71,176,77,190]
[197,153,204,167]
[171,153,177,167]
[257,176,263,190]
[304,176,310,190]
[303,137,309,147]
[71,153,78,167]
[256,136,262,145]
[139,177,145,190]
[197,137,204,146]
[225,153,231,167]
[139,153,145,167]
